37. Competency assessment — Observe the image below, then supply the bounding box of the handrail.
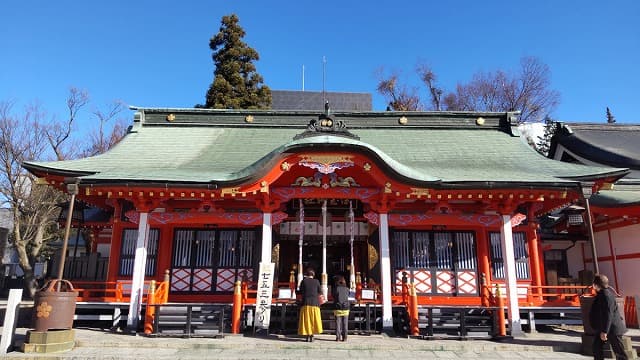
[484,284,593,306]
[481,285,497,307]
[73,280,603,308]
[152,281,170,304]
[71,280,169,303]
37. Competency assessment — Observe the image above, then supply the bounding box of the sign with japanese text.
[254,262,275,330]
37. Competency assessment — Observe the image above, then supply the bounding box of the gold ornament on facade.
[35,177,49,185]
[280,161,291,171]
[476,117,485,126]
[410,188,430,197]
[260,181,269,193]
[36,302,53,319]
[368,243,379,271]
[384,182,392,193]
[245,115,254,123]
[299,154,353,165]
[330,176,359,187]
[320,118,333,127]
[220,187,241,196]
[398,116,408,125]
[166,114,176,122]
[292,176,321,187]
[363,163,371,171]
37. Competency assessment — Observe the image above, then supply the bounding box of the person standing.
[332,275,350,341]
[298,268,323,342]
[589,274,628,360]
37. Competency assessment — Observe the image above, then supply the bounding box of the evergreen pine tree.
[536,116,557,156]
[202,14,271,109]
[606,107,616,123]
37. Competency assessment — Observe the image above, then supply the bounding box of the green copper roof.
[23,108,628,189]
[590,181,640,208]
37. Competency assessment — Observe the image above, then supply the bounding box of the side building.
[548,122,640,297]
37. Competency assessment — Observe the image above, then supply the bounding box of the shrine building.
[23,107,628,335]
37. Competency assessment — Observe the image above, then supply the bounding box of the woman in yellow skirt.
[298,268,323,342]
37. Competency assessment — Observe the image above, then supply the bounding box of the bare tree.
[82,101,127,157]
[416,63,443,111]
[375,68,421,111]
[44,87,89,160]
[376,57,560,122]
[443,57,560,122]
[0,101,65,297]
[0,88,127,297]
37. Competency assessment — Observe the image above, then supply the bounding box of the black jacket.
[332,285,350,310]
[298,277,322,306]
[589,287,627,335]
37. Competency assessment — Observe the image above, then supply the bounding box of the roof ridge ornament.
[294,102,360,140]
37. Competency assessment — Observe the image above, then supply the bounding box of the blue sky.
[1,1,639,130]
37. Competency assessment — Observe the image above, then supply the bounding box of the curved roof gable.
[552,123,640,170]
[23,108,628,188]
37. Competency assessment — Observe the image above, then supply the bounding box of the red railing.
[241,281,296,305]
[71,281,125,302]
[71,280,170,303]
[519,285,593,306]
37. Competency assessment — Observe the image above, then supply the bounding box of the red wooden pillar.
[156,224,174,283]
[409,283,419,336]
[527,223,543,300]
[476,229,492,305]
[231,280,242,334]
[106,200,123,282]
[144,280,156,334]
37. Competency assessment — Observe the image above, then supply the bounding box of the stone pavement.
[1,326,639,360]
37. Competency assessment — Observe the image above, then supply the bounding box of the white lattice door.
[392,231,478,296]
[170,230,215,292]
[214,230,255,292]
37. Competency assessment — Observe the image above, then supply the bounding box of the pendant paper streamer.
[349,201,356,291]
[298,199,304,285]
[321,200,328,295]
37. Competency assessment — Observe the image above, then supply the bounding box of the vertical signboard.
[254,262,275,330]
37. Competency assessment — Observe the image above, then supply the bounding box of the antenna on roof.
[302,65,305,91]
[322,56,327,106]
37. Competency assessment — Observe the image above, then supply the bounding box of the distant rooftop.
[271,90,372,111]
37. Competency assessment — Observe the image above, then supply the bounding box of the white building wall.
[594,230,611,259]
[557,223,640,297]
[595,223,640,297]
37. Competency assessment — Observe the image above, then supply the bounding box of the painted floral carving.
[36,301,52,319]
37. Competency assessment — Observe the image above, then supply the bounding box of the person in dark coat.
[332,275,350,341]
[589,274,628,360]
[297,268,323,342]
